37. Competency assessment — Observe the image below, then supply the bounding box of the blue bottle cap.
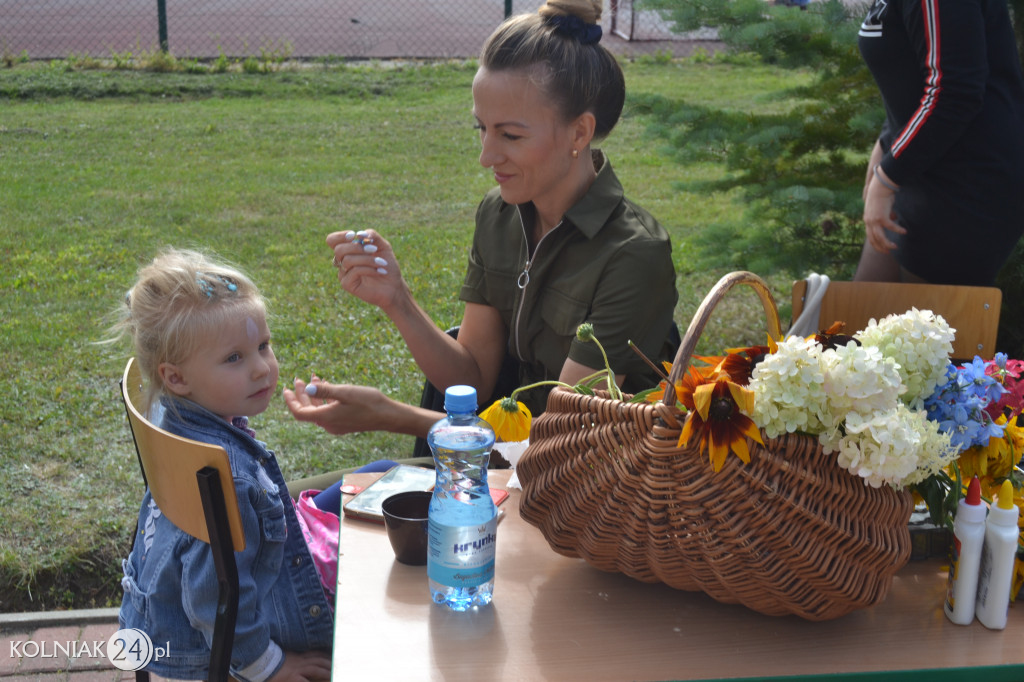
[444,385,477,413]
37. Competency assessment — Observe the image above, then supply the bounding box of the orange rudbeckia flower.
[677,365,764,472]
[644,361,679,404]
[717,342,776,384]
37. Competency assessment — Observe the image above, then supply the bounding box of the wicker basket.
[516,271,914,621]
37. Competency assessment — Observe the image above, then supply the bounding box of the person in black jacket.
[855,0,1024,285]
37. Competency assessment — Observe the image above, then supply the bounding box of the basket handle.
[663,271,782,407]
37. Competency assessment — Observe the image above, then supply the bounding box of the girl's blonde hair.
[480,0,624,141]
[110,248,265,413]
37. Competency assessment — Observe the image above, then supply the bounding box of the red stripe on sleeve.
[892,0,942,157]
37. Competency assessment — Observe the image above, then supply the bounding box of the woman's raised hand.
[326,229,407,313]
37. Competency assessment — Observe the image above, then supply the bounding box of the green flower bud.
[576,323,595,342]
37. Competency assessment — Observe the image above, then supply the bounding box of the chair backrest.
[791,280,1002,360]
[121,357,246,551]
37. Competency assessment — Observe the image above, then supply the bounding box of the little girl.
[112,248,333,682]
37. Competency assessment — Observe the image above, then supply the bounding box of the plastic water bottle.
[427,385,497,611]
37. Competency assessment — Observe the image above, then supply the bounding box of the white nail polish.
[345,230,355,239]
[356,230,368,237]
[363,244,378,253]
[305,384,317,396]
[376,268,388,275]
[374,257,387,267]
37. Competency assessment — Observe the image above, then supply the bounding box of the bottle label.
[427,518,497,588]
[944,536,962,610]
[976,542,993,606]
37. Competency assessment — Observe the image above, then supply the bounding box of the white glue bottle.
[975,479,1020,630]
[943,476,986,625]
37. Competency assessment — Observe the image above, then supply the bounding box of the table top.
[332,470,1024,682]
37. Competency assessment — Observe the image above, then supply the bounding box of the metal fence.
[0,0,688,61]
[611,0,716,42]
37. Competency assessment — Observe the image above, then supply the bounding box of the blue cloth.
[119,397,334,682]
[310,459,401,515]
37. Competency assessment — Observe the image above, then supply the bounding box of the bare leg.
[853,242,900,282]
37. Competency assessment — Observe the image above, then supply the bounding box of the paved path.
[1,610,131,682]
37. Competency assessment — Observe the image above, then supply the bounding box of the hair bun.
[540,0,602,25]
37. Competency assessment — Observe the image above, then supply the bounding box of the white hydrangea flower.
[743,308,958,489]
[855,308,955,409]
[822,404,955,489]
[821,342,905,423]
[749,336,831,438]
[899,415,958,487]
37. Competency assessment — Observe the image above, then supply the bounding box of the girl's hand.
[326,229,408,314]
[267,650,332,682]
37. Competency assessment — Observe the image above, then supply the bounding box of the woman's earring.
[572,149,579,159]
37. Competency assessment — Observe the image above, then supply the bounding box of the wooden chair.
[120,358,246,682]
[791,280,1002,360]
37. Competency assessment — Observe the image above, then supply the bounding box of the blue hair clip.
[196,273,237,298]
[547,15,602,45]
[197,276,215,298]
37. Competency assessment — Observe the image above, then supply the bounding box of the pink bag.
[293,490,338,608]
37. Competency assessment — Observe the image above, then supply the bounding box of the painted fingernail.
[363,244,378,253]
[376,267,388,275]
[374,257,387,267]
[305,384,317,396]
[344,230,355,240]
[356,230,368,237]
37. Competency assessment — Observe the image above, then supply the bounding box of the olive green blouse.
[459,152,678,415]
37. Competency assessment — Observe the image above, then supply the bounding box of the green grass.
[0,57,811,611]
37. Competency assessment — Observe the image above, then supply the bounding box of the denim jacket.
[119,397,334,682]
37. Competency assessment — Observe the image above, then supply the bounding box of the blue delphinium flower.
[937,403,981,453]
[960,356,1005,403]
[923,357,1006,453]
